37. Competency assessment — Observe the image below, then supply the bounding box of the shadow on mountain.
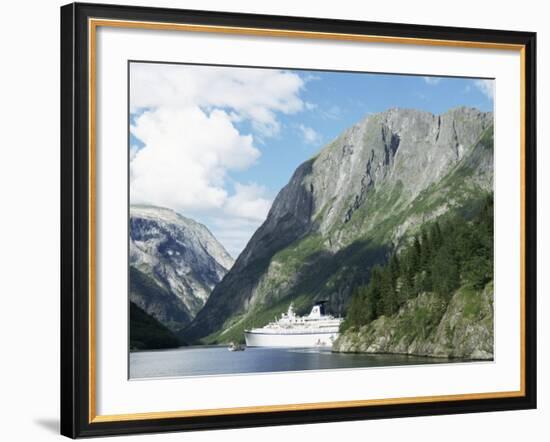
[182,237,390,344]
[284,239,390,317]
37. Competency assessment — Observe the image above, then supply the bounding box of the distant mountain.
[130,205,234,332]
[182,107,493,344]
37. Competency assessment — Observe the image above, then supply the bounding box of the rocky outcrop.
[182,107,493,343]
[332,282,494,360]
[130,205,234,331]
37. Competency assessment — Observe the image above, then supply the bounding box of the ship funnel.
[314,300,328,316]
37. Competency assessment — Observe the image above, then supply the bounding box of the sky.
[129,62,494,258]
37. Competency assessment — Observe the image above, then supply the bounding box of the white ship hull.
[244,330,339,348]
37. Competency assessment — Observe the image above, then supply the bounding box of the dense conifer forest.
[341,195,493,331]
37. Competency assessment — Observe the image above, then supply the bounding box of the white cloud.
[305,102,317,111]
[321,105,342,120]
[131,107,260,211]
[131,63,305,136]
[129,144,140,162]
[298,124,322,145]
[224,182,272,222]
[474,79,495,100]
[208,217,266,258]
[423,76,441,85]
[198,184,272,258]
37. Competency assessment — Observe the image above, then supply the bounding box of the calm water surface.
[130,346,456,379]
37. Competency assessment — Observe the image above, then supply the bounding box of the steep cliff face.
[182,107,493,343]
[332,282,494,360]
[130,205,234,331]
[308,107,492,242]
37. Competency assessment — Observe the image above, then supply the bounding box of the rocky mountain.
[182,107,493,344]
[130,205,234,332]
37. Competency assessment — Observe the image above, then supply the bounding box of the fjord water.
[130,346,454,379]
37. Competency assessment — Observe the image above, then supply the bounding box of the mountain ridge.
[181,106,493,344]
[129,204,234,332]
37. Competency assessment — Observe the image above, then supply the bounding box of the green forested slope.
[334,196,493,358]
[130,302,182,350]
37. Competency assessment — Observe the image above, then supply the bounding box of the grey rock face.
[308,107,492,237]
[183,107,493,343]
[130,205,234,330]
[236,159,315,270]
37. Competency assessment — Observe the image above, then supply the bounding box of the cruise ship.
[244,301,343,348]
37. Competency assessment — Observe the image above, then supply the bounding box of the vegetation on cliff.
[343,195,493,330]
[335,196,494,358]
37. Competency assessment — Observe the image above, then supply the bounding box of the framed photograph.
[60,2,537,438]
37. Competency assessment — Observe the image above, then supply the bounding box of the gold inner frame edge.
[87,17,527,424]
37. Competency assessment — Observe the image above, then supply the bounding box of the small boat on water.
[228,342,246,351]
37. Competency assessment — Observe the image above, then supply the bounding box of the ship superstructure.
[244,301,343,348]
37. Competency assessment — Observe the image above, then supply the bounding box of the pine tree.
[380,267,397,316]
[431,245,459,298]
[431,221,443,250]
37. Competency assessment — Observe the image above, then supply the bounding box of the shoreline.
[332,348,492,362]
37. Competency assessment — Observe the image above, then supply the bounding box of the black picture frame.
[60,2,537,438]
